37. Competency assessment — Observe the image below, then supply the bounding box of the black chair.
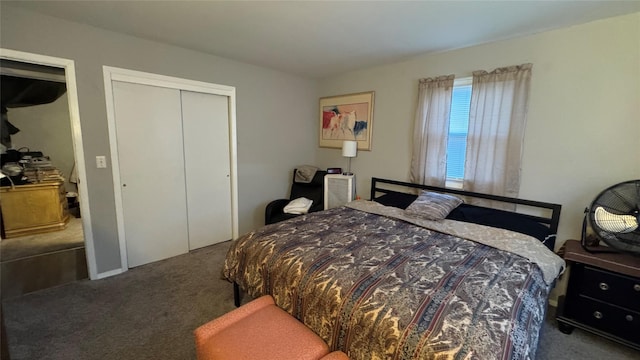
[265,169,327,225]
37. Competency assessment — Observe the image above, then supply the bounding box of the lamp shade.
[342,140,357,158]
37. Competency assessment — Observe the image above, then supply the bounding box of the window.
[411,65,530,195]
[445,77,472,186]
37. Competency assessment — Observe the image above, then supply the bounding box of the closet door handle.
[123,184,127,187]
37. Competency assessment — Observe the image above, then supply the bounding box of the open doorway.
[0,50,95,299]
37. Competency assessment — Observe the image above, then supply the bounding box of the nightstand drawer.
[557,240,640,351]
[580,266,640,311]
[572,296,640,344]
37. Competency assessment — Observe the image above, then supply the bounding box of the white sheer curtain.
[464,64,532,207]
[409,75,454,187]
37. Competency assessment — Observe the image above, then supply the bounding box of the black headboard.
[370,177,562,236]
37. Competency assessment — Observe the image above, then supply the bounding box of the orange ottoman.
[194,295,348,360]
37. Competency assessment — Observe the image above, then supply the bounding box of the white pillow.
[283,197,313,214]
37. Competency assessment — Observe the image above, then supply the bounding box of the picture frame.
[319,91,374,150]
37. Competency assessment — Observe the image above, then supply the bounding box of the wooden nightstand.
[556,240,640,350]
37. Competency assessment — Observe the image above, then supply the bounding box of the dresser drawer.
[572,295,640,344]
[579,266,640,311]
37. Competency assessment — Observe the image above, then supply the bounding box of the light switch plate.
[96,156,107,168]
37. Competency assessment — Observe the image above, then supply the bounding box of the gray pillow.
[405,191,463,220]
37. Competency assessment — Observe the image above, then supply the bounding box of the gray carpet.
[2,240,639,360]
[1,217,85,262]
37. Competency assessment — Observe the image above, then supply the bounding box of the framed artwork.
[319,91,374,150]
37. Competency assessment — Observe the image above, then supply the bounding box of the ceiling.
[5,1,640,78]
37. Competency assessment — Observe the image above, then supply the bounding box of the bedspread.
[223,204,563,360]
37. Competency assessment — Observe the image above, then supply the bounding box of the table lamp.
[341,140,357,175]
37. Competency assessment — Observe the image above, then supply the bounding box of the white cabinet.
[324,174,355,210]
[112,81,189,268]
[181,91,232,251]
[110,79,234,268]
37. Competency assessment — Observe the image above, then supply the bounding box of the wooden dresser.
[556,240,640,350]
[0,181,69,238]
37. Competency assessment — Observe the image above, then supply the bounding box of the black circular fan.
[585,180,640,255]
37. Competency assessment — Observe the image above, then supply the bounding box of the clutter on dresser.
[1,148,65,184]
[22,158,65,183]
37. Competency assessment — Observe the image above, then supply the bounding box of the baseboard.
[94,267,126,279]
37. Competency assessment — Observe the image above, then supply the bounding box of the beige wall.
[1,5,319,274]
[9,95,77,192]
[317,12,640,250]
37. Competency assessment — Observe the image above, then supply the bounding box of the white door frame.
[103,66,239,272]
[0,48,98,279]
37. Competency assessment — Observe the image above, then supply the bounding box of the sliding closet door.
[181,91,232,249]
[112,81,189,267]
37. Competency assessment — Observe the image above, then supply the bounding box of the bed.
[223,177,565,359]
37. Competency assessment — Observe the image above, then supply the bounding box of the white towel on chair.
[283,197,313,214]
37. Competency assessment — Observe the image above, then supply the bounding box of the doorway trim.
[0,48,98,279]
[102,66,239,272]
